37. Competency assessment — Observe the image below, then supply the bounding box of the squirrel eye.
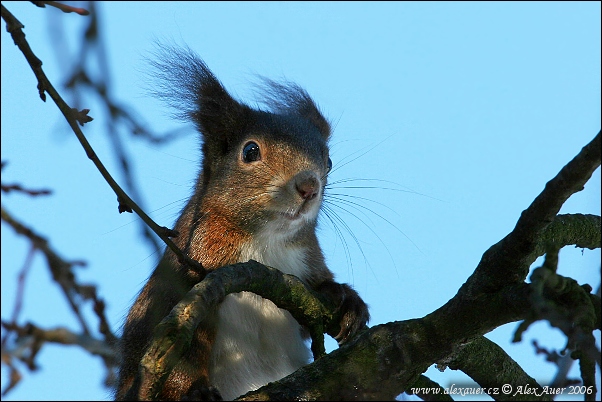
[327,157,333,172]
[242,141,261,163]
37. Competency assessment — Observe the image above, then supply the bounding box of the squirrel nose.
[295,171,320,200]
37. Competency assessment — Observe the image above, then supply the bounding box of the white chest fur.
[208,240,311,400]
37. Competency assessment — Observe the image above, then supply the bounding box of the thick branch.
[447,336,551,401]
[237,283,533,401]
[406,375,453,401]
[135,220,599,401]
[136,212,600,399]
[138,261,336,401]
[529,214,601,264]
[461,132,601,298]
[237,134,601,400]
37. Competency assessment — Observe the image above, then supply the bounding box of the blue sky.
[1,2,600,400]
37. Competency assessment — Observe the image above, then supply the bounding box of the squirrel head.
[150,45,332,242]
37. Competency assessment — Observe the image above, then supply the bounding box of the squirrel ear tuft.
[256,78,331,140]
[146,43,250,148]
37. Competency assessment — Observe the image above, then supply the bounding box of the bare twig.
[1,183,52,196]
[550,284,601,389]
[31,1,90,16]
[0,205,119,393]
[0,3,204,274]
[0,245,36,349]
[1,205,91,334]
[1,322,116,361]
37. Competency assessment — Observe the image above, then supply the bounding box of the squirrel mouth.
[280,201,314,221]
[280,211,302,221]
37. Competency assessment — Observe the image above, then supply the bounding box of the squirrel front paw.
[315,281,370,344]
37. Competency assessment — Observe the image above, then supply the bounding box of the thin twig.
[0,3,204,274]
[1,206,90,334]
[0,245,36,349]
[1,183,52,196]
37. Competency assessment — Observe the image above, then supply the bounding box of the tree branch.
[406,375,454,401]
[0,205,119,393]
[1,322,116,362]
[134,176,601,400]
[138,261,337,401]
[239,282,531,401]
[0,321,117,396]
[1,205,93,336]
[529,214,601,262]
[447,336,552,401]
[461,131,601,298]
[236,133,601,400]
[135,271,530,400]
[0,3,204,274]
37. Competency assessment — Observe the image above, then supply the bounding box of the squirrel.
[115,44,370,401]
